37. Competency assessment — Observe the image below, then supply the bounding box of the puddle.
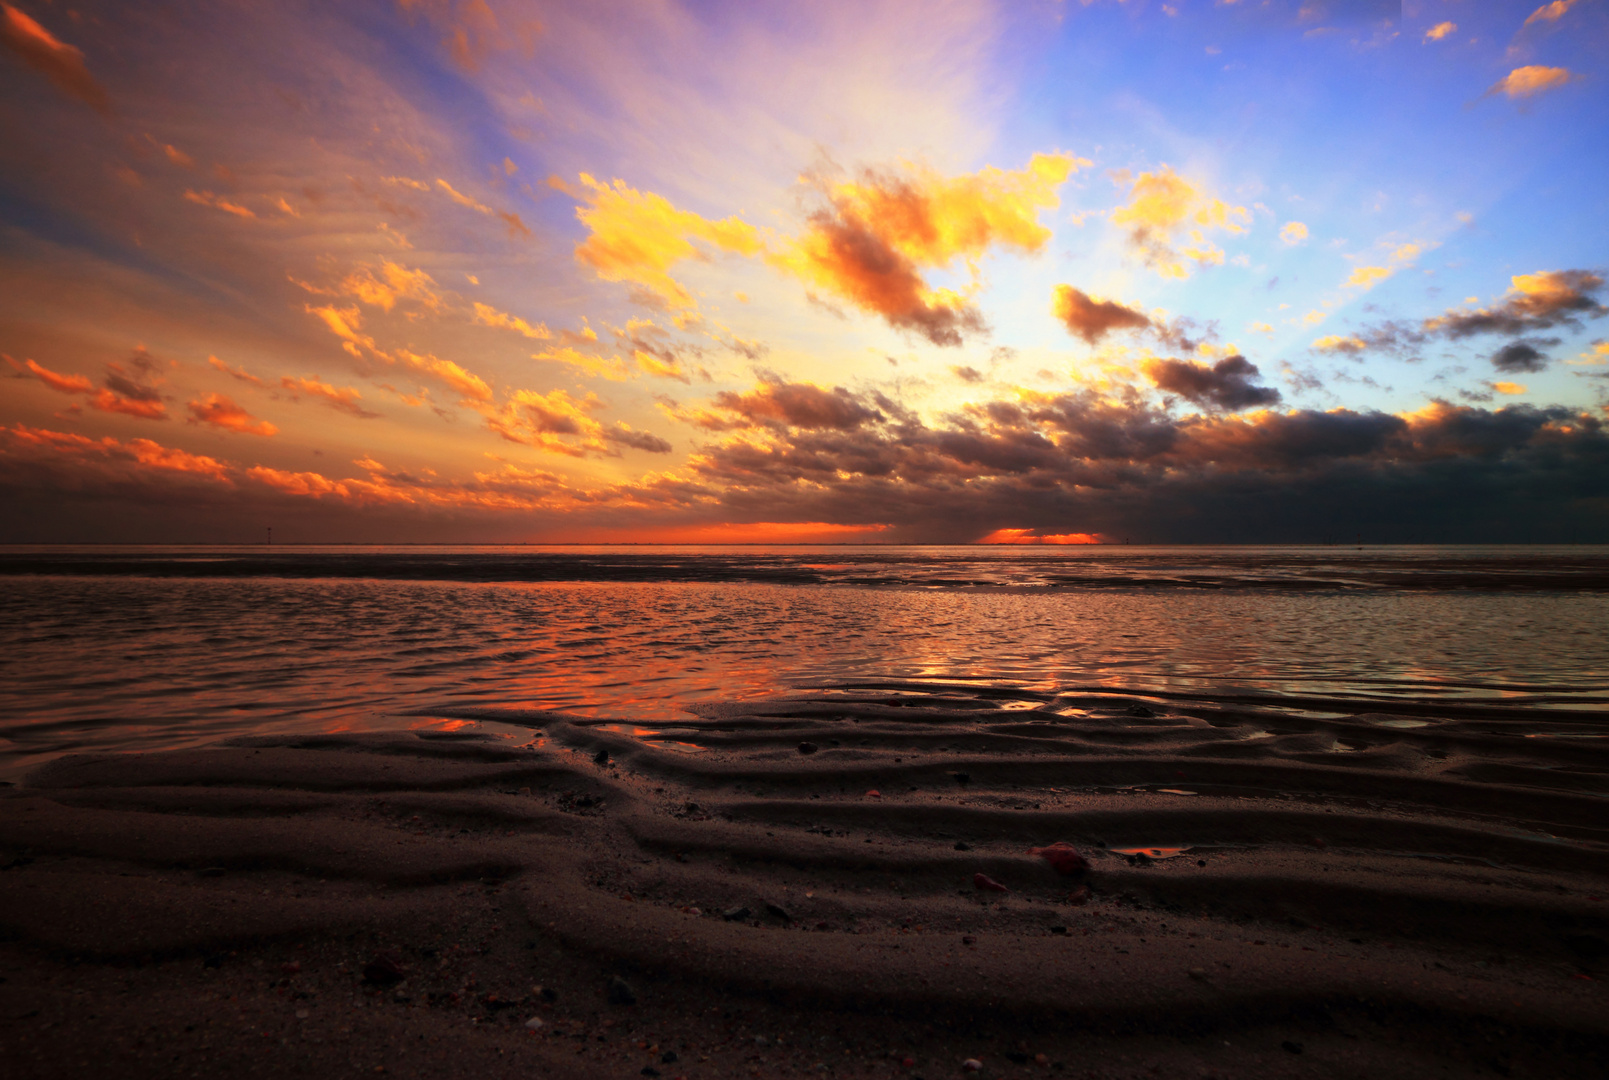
[1154,788,1198,796]
[1367,718,1431,729]
[1113,843,1190,862]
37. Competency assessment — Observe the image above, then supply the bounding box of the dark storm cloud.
[1425,270,1606,339]
[671,379,1609,543]
[1051,285,1152,344]
[1142,355,1282,411]
[604,425,674,454]
[708,375,886,431]
[1491,340,1551,373]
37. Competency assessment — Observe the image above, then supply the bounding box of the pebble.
[594,749,610,765]
[607,976,637,1005]
[962,1058,983,1072]
[798,742,818,754]
[1027,842,1089,876]
[1188,967,1208,980]
[524,1016,545,1030]
[722,905,752,921]
[972,873,1009,893]
[866,790,881,798]
[295,1008,310,1020]
[361,953,407,986]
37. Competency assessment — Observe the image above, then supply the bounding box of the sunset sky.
[2,0,1606,543]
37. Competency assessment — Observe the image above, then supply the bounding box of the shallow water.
[2,544,1607,779]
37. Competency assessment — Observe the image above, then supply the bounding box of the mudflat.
[2,686,1605,1078]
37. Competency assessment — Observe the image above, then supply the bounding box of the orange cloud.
[436,179,531,238]
[208,355,264,385]
[1492,381,1527,395]
[280,375,381,418]
[1279,221,1308,245]
[187,393,277,436]
[1109,166,1249,279]
[979,528,1102,545]
[0,3,109,112]
[582,521,894,544]
[1523,1,1578,28]
[1489,65,1573,99]
[339,262,440,312]
[1344,265,1392,289]
[184,190,256,219]
[776,154,1080,345]
[8,355,93,394]
[1052,285,1151,344]
[126,438,231,480]
[472,301,549,339]
[1311,334,1367,354]
[1423,22,1456,42]
[398,351,492,402]
[561,173,763,311]
[396,0,541,74]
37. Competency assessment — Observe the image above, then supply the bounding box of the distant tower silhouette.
[267,526,272,546]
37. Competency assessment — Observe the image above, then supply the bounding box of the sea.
[2,544,1607,781]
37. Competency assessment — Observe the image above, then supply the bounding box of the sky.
[2,0,1607,543]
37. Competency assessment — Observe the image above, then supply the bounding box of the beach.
[2,547,1606,1077]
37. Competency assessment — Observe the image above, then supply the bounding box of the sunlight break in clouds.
[774,154,1084,346]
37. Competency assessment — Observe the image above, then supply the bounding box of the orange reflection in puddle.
[596,723,708,754]
[1111,846,1192,859]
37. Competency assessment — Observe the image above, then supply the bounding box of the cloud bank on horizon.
[1,0,1606,543]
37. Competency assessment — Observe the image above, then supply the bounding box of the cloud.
[1423,22,1456,42]
[485,387,624,457]
[978,528,1102,545]
[184,190,257,219]
[208,356,264,386]
[1491,340,1550,373]
[335,262,441,312]
[1279,221,1309,245]
[1424,270,1606,338]
[1488,65,1574,99]
[1142,355,1282,412]
[951,365,984,383]
[703,376,886,432]
[1311,334,1368,355]
[1523,1,1578,29]
[1051,285,1151,344]
[1345,265,1392,289]
[396,0,541,74]
[7,355,93,394]
[435,179,530,238]
[560,173,762,312]
[775,154,1081,345]
[472,301,549,339]
[280,376,381,418]
[604,424,673,454]
[187,393,277,436]
[0,3,109,112]
[1493,381,1527,395]
[398,351,492,402]
[1109,166,1250,279]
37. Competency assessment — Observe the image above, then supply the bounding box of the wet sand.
[2,683,1605,1078]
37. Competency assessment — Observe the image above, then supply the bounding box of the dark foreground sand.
[1,685,1605,1078]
